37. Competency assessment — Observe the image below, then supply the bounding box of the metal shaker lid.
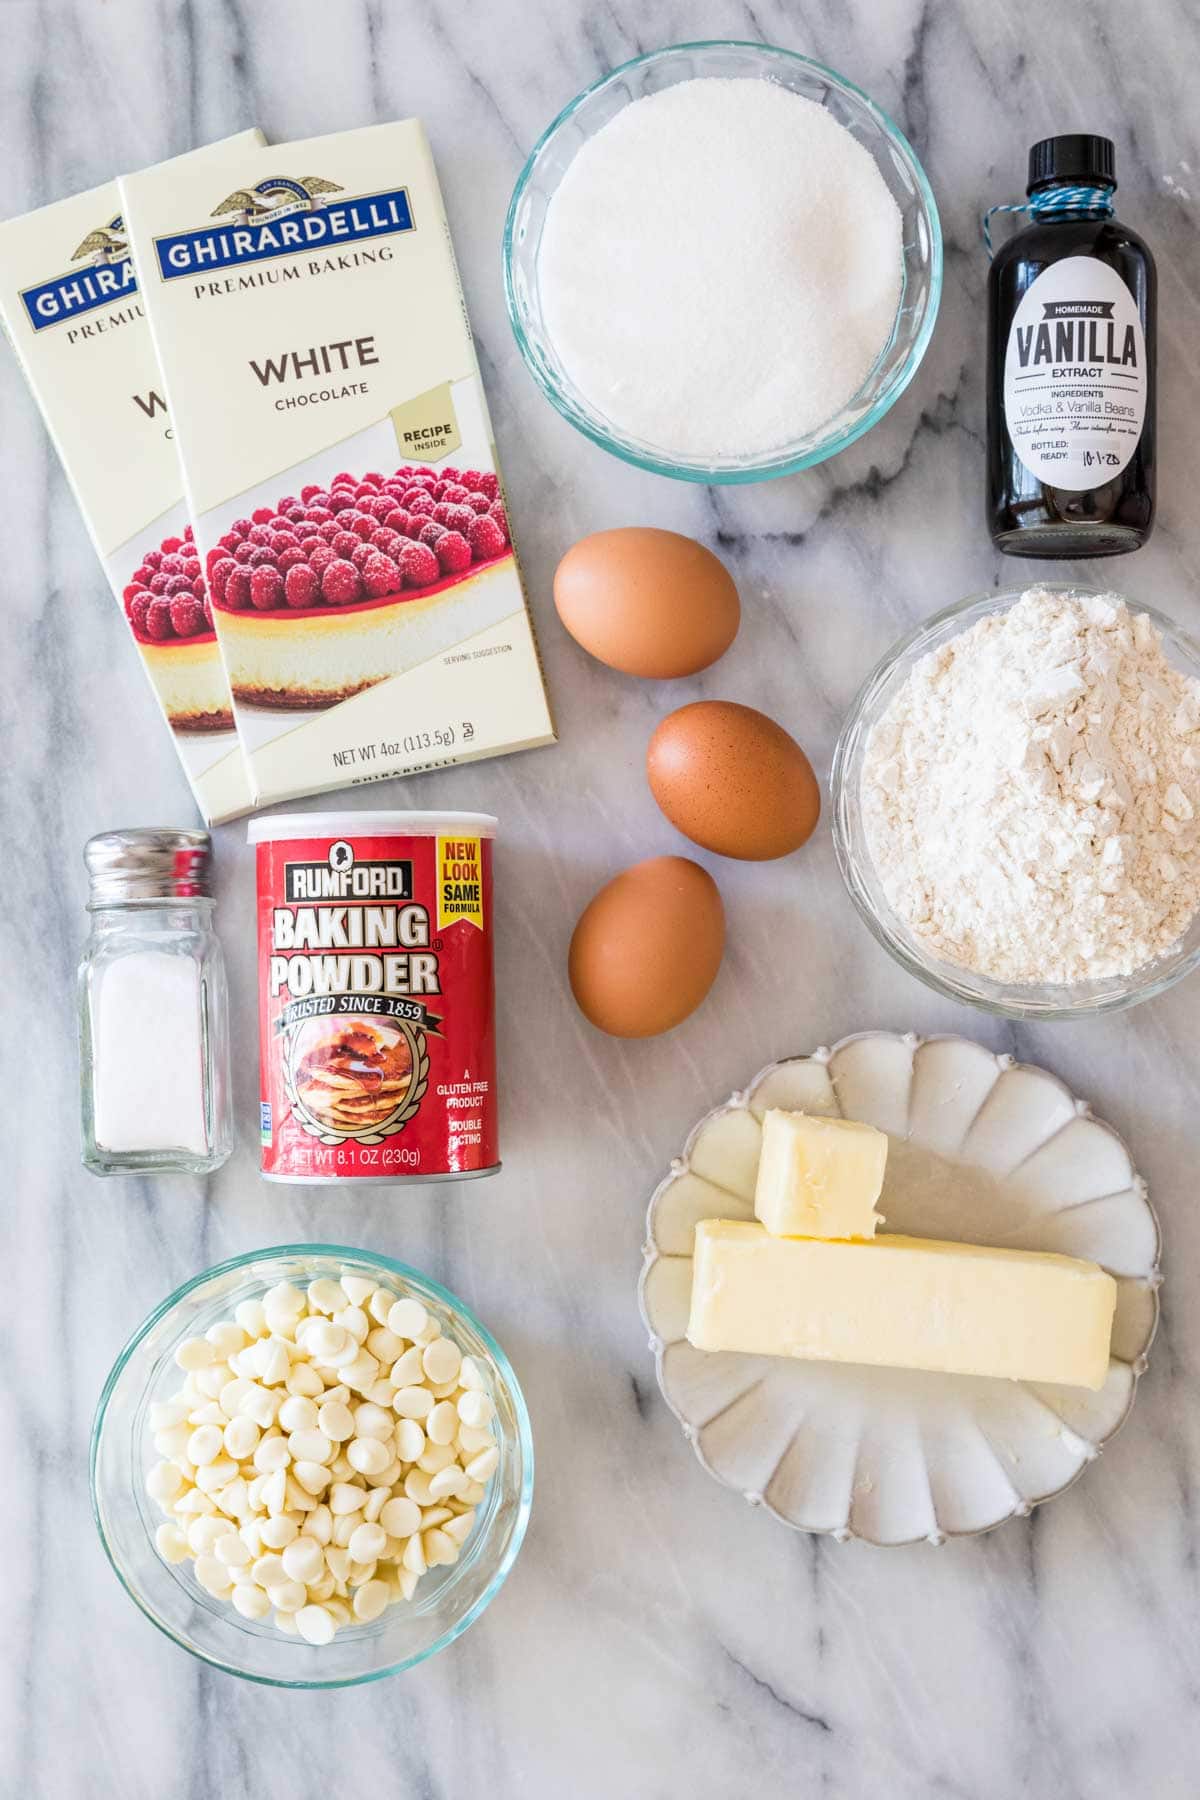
[84,828,213,903]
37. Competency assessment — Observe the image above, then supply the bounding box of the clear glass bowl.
[831,585,1200,1019]
[503,40,942,483]
[90,1245,533,1688]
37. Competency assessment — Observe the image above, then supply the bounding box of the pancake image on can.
[287,1015,423,1142]
[250,811,499,1184]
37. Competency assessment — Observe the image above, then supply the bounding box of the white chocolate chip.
[328,1482,366,1516]
[426,1401,459,1446]
[336,1305,370,1344]
[296,1604,336,1645]
[222,1417,260,1461]
[417,1441,456,1475]
[379,1496,422,1538]
[428,1464,468,1501]
[281,1536,325,1584]
[465,1445,500,1483]
[266,1578,307,1614]
[232,1584,271,1621]
[386,1298,428,1341]
[187,1425,224,1467]
[292,1460,332,1497]
[394,1419,426,1463]
[366,1328,402,1364]
[285,1363,324,1399]
[206,1321,247,1359]
[421,1338,462,1385]
[234,1299,267,1338]
[458,1357,486,1391]
[259,1514,299,1550]
[353,1578,391,1622]
[317,1400,355,1441]
[253,1437,290,1475]
[368,1289,396,1325]
[302,1505,333,1546]
[393,1386,434,1420]
[340,1276,377,1308]
[423,1528,459,1567]
[287,1429,334,1466]
[347,1437,391,1478]
[146,1461,184,1504]
[278,1395,319,1434]
[194,1554,234,1595]
[348,1521,388,1564]
[362,1486,389,1524]
[261,1468,288,1515]
[155,1523,190,1563]
[214,1533,252,1568]
[443,1510,477,1547]
[403,1469,435,1506]
[307,1278,347,1315]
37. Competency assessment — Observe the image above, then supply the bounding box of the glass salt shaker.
[79,828,233,1176]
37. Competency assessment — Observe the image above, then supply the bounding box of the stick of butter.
[754,1110,885,1239]
[688,1220,1116,1390]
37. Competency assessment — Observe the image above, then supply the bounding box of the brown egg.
[553,527,739,678]
[568,856,725,1038]
[646,701,821,860]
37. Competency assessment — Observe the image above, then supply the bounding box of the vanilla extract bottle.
[987,134,1155,556]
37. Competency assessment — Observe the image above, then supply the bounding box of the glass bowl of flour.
[832,585,1200,1018]
[503,41,941,482]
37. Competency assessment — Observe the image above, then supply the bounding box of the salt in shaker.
[79,828,233,1175]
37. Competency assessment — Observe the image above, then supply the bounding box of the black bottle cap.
[1027,135,1116,194]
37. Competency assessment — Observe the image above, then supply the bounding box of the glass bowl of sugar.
[91,1245,533,1687]
[503,40,941,482]
[832,584,1200,1018]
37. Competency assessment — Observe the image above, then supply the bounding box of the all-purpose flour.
[538,79,903,459]
[861,588,1200,984]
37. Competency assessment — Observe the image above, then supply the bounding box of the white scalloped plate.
[639,1033,1160,1545]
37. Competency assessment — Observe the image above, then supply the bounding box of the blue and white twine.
[982,184,1114,256]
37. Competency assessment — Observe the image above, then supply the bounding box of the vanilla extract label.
[1003,256,1147,490]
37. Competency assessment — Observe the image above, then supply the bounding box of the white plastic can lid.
[247,811,498,843]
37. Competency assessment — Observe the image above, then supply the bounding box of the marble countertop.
[5,1,1200,1795]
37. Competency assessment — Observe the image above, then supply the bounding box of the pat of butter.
[688,1220,1116,1390]
[754,1109,885,1239]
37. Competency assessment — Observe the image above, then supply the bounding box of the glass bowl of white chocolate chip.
[90,1245,532,1687]
[832,583,1200,1018]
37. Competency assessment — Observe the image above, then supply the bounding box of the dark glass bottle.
[987,134,1155,557]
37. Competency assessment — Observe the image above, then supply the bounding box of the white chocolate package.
[0,130,264,826]
[119,119,555,806]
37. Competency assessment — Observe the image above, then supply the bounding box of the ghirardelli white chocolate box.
[119,120,555,805]
[0,131,264,825]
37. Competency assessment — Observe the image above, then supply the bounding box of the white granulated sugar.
[861,588,1200,984]
[538,78,903,458]
[93,951,208,1151]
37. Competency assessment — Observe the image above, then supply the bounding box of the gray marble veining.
[3,1,1199,1795]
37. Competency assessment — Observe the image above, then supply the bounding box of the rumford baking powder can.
[249,812,498,1183]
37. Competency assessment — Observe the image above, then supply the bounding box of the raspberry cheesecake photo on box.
[206,456,511,713]
[121,519,232,732]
